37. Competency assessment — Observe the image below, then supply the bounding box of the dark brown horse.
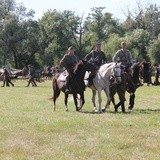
[109,62,142,113]
[140,61,153,86]
[52,60,96,112]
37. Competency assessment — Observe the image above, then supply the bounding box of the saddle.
[58,70,69,82]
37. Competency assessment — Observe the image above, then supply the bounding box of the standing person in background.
[26,64,37,87]
[1,67,14,87]
[59,46,79,92]
[85,41,108,86]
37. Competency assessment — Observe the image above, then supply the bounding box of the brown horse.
[52,60,96,112]
[109,62,142,113]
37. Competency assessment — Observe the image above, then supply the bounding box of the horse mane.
[100,62,115,73]
[73,60,83,74]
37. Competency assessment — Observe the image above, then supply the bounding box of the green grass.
[0,80,160,160]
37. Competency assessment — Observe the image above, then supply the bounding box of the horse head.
[113,62,122,84]
[73,59,96,75]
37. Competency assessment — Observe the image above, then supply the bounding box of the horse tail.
[52,77,61,99]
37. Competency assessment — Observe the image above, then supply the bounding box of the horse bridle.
[113,64,122,83]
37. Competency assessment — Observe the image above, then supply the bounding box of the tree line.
[0,0,160,69]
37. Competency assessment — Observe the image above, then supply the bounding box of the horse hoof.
[76,106,82,111]
[114,105,118,112]
[128,106,133,110]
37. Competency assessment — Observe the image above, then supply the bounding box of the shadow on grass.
[134,109,160,114]
[80,107,160,115]
[79,110,101,114]
[79,109,132,114]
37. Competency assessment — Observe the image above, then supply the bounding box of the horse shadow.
[79,109,132,114]
[134,109,160,114]
[79,110,103,114]
[80,108,160,115]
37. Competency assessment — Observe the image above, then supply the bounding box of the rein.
[114,65,122,78]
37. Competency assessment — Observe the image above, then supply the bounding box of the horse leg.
[116,84,126,113]
[111,96,115,107]
[114,102,121,112]
[118,94,126,113]
[128,92,135,110]
[73,93,78,111]
[102,87,110,112]
[92,90,97,112]
[97,90,103,113]
[120,102,126,113]
[81,92,85,107]
[64,93,69,112]
[52,89,60,112]
[76,92,85,111]
[110,96,124,113]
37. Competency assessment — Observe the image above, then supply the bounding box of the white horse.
[84,62,122,113]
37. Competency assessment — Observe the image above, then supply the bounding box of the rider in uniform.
[113,41,136,92]
[85,41,108,86]
[113,41,133,70]
[59,46,79,92]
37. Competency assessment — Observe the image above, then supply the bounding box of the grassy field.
[0,79,160,160]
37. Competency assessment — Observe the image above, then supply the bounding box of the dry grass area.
[0,80,160,160]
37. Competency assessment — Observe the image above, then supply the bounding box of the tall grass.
[0,80,160,160]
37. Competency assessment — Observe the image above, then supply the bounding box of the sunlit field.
[0,79,160,160]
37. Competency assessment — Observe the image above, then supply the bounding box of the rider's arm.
[113,50,120,62]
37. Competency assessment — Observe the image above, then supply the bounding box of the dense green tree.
[84,7,122,42]
[1,1,160,67]
[0,0,37,68]
[83,7,123,56]
[122,3,160,39]
[124,29,150,61]
[39,10,87,66]
[148,36,160,64]
[103,33,121,61]
[144,4,160,38]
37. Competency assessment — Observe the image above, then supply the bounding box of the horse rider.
[26,64,37,87]
[1,67,14,87]
[113,41,133,71]
[59,46,79,93]
[85,41,108,86]
[113,41,136,90]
